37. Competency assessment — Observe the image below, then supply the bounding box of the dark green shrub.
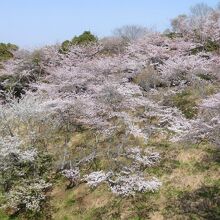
[0,74,26,99]
[6,43,18,51]
[197,73,216,81]
[172,91,198,119]
[60,40,72,53]
[190,40,220,54]
[204,40,220,52]
[190,45,205,55]
[71,31,97,45]
[165,32,183,39]
[59,31,97,53]
[0,43,18,62]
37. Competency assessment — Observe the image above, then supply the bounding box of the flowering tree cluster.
[6,180,51,213]
[177,93,220,146]
[126,147,160,167]
[109,175,161,196]
[83,171,112,187]
[200,92,220,112]
[171,6,220,47]
[0,136,51,213]
[62,147,161,196]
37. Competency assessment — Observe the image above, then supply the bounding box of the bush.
[0,43,18,62]
[72,31,97,45]
[60,31,97,53]
[133,66,163,91]
[0,49,45,98]
[197,73,215,81]
[60,40,72,53]
[204,40,220,52]
[100,37,127,55]
[171,91,198,119]
[0,74,27,99]
[0,136,52,216]
[99,86,124,109]
[191,40,220,54]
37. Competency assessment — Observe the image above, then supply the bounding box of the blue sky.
[0,0,219,48]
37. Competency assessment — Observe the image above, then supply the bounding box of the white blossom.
[6,180,51,212]
[109,175,161,196]
[126,147,160,167]
[84,171,112,187]
[62,168,80,184]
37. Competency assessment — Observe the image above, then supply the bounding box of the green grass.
[65,198,76,207]
[171,90,198,119]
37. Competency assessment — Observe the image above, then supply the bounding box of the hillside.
[0,5,220,220]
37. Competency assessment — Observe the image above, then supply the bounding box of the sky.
[0,0,219,48]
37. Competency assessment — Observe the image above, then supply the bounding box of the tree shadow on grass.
[166,184,220,220]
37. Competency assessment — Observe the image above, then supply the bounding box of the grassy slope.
[50,132,220,219]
